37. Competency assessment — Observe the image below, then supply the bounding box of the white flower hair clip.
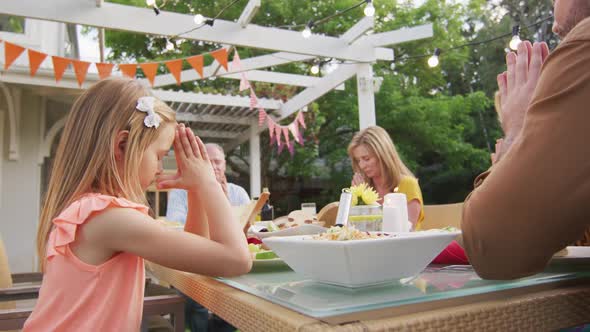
[136,96,162,128]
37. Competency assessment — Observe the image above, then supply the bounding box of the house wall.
[0,18,67,273]
[0,18,67,65]
[1,89,43,273]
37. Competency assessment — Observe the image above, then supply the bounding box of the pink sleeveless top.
[23,193,150,332]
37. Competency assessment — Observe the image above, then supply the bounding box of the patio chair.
[0,233,185,332]
[421,203,464,230]
[317,202,339,228]
[239,191,269,232]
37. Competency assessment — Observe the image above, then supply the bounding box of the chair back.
[0,234,12,289]
[0,233,16,312]
[317,202,339,228]
[239,191,269,232]
[421,203,464,230]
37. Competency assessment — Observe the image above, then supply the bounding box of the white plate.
[249,223,327,239]
[551,246,590,264]
[263,230,461,288]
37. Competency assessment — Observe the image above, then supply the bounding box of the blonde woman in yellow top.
[348,126,425,230]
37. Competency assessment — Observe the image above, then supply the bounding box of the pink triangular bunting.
[275,125,282,148]
[288,123,300,144]
[282,127,291,148]
[297,111,307,129]
[240,73,251,91]
[258,107,266,127]
[249,89,258,110]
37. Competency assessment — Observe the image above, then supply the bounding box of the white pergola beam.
[248,121,261,197]
[341,16,374,44]
[151,52,315,87]
[221,70,345,90]
[210,0,260,78]
[367,24,433,47]
[0,66,97,90]
[152,89,282,110]
[278,64,359,119]
[357,63,376,129]
[175,113,252,126]
[375,48,394,61]
[238,0,260,28]
[0,0,385,62]
[193,129,240,139]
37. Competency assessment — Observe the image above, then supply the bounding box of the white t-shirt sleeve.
[165,189,188,224]
[227,183,251,206]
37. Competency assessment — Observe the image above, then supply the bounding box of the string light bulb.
[145,0,159,15]
[509,25,522,51]
[310,64,320,75]
[193,14,205,25]
[165,39,175,51]
[428,48,441,68]
[302,21,314,39]
[364,0,375,17]
[321,59,339,75]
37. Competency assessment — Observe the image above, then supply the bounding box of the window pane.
[0,15,25,33]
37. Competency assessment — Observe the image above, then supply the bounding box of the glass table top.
[218,263,590,319]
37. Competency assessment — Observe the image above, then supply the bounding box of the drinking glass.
[301,202,317,217]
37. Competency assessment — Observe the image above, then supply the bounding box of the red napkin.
[247,237,262,245]
[431,240,469,265]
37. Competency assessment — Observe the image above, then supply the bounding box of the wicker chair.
[317,202,339,228]
[421,203,464,230]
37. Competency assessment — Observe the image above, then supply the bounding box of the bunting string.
[231,49,306,156]
[0,40,227,87]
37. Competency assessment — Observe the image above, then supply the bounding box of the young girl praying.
[23,77,252,331]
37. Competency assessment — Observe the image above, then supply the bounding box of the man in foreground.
[462,0,590,279]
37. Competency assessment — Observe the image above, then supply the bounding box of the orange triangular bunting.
[165,59,183,85]
[95,62,115,80]
[72,60,91,87]
[210,48,228,71]
[139,62,159,86]
[51,56,72,83]
[118,64,137,78]
[4,42,25,70]
[27,49,48,77]
[186,55,203,78]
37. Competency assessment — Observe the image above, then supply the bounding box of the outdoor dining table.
[147,248,590,331]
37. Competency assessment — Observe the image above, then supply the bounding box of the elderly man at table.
[166,143,249,332]
[462,0,590,280]
[166,143,250,224]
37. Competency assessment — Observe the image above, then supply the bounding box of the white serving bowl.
[263,230,461,288]
[249,223,326,239]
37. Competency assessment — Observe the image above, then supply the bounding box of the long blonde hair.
[347,126,415,193]
[37,77,175,266]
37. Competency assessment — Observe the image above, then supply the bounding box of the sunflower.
[348,183,380,205]
[361,186,380,205]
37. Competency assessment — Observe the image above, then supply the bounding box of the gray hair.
[205,142,225,157]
